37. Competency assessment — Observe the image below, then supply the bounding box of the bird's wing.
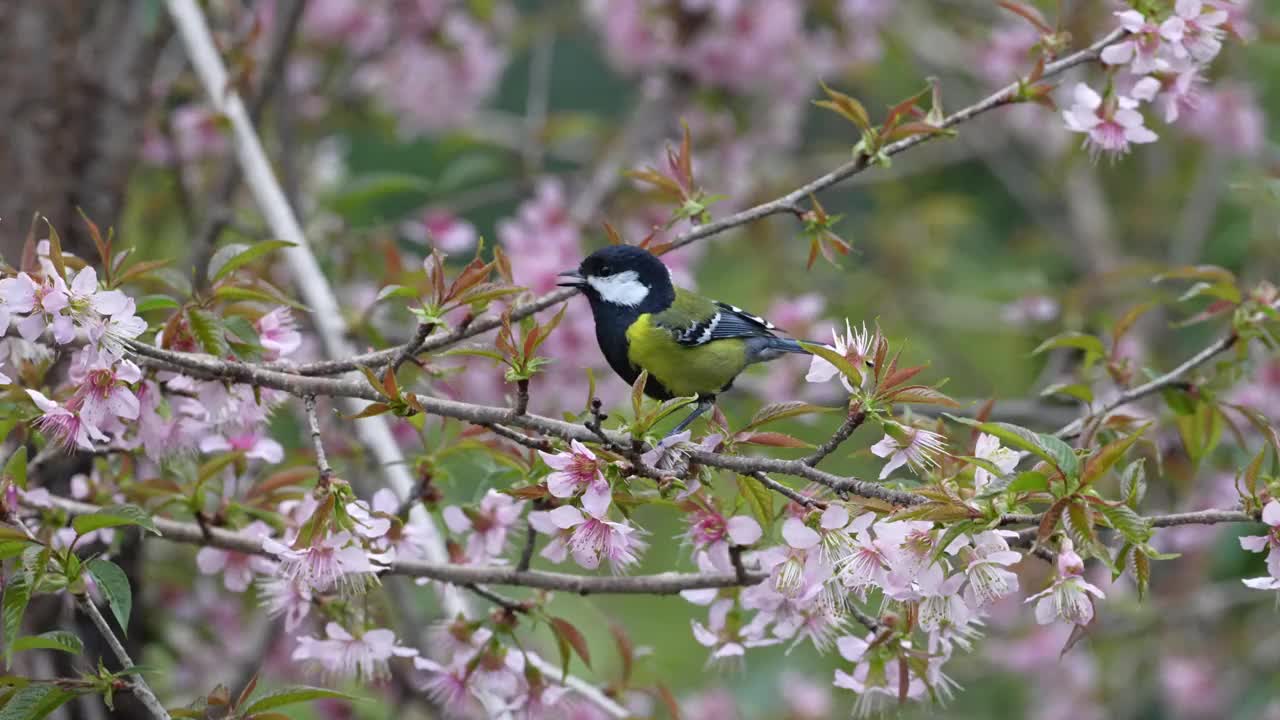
[651,290,781,348]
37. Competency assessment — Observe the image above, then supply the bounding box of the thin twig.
[1055,332,1239,441]
[132,339,920,506]
[516,521,539,573]
[163,5,636,714]
[304,395,334,483]
[803,408,866,467]
[78,598,173,720]
[273,27,1127,379]
[189,0,308,288]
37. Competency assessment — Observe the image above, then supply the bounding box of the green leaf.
[736,475,775,528]
[0,541,30,561]
[945,415,1078,479]
[187,307,228,357]
[1120,459,1147,507]
[3,575,31,664]
[1066,502,1104,561]
[1132,547,1151,600]
[0,684,75,720]
[1032,332,1105,360]
[799,341,862,388]
[208,240,295,284]
[327,173,435,228]
[1039,382,1094,404]
[212,284,309,312]
[1094,502,1151,545]
[630,370,649,424]
[1036,433,1081,483]
[1006,470,1051,495]
[11,631,83,655]
[3,448,26,490]
[240,681,355,712]
[374,284,421,303]
[889,385,960,408]
[1079,426,1149,488]
[244,687,358,714]
[86,559,131,633]
[197,452,245,485]
[743,401,836,431]
[134,295,180,314]
[42,216,68,283]
[71,504,160,537]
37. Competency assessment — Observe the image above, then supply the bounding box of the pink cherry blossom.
[199,429,285,464]
[406,208,478,254]
[1239,499,1280,590]
[262,530,381,592]
[547,504,647,573]
[292,622,418,681]
[527,509,573,565]
[870,425,947,479]
[196,521,277,592]
[914,564,970,633]
[1100,10,1181,75]
[1062,83,1158,162]
[1167,0,1228,63]
[15,274,72,344]
[255,307,301,360]
[257,577,313,631]
[73,359,142,431]
[346,498,394,540]
[780,671,833,719]
[685,506,762,572]
[413,656,482,715]
[442,489,525,564]
[805,319,873,392]
[690,597,776,667]
[972,433,1019,492]
[978,24,1040,87]
[0,273,38,337]
[1025,540,1105,626]
[539,440,611,515]
[962,531,1023,608]
[26,389,107,451]
[1182,83,1265,155]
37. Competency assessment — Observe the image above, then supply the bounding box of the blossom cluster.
[1064,0,1244,160]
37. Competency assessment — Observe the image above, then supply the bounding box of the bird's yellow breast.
[625,314,748,398]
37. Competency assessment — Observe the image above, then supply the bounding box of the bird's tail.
[764,337,812,354]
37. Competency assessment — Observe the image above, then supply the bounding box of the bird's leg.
[666,397,714,438]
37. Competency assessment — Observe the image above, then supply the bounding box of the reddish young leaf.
[549,616,592,669]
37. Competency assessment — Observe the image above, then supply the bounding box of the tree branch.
[803,408,866,467]
[78,597,172,720]
[128,339,921,506]
[37,494,767,595]
[162,4,628,714]
[265,28,1128,379]
[1054,332,1239,440]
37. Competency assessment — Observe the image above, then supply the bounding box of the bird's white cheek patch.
[587,271,649,307]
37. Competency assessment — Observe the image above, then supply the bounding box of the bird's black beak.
[556,270,586,288]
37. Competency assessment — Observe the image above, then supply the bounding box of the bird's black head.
[557,245,675,312]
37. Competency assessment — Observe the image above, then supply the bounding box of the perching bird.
[558,245,810,435]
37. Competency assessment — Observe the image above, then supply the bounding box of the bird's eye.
[600,264,611,275]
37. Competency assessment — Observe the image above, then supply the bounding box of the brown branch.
[303,394,334,484]
[270,28,1127,378]
[39,494,767,595]
[803,408,865,467]
[128,341,921,506]
[1055,332,1238,441]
